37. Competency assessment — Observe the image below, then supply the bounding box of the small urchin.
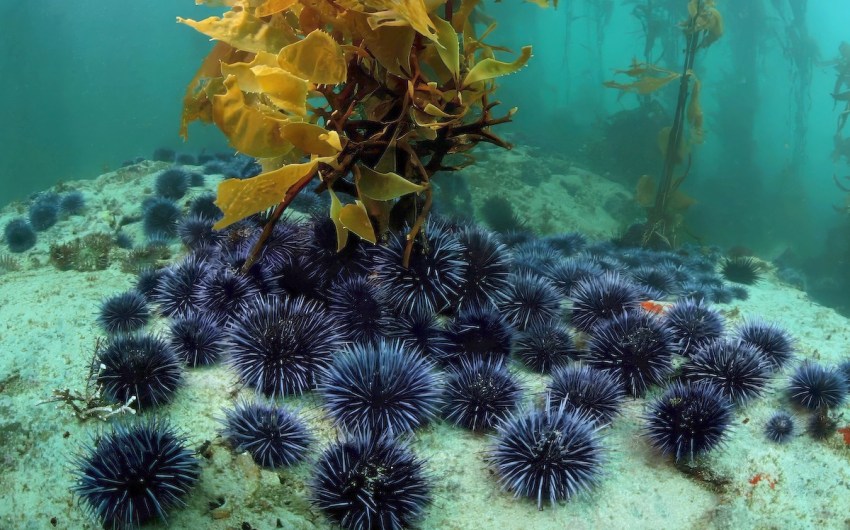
[385,309,451,362]
[787,361,849,410]
[318,340,442,435]
[96,334,184,410]
[680,338,771,405]
[455,226,513,309]
[97,290,150,335]
[372,223,466,315]
[143,197,182,239]
[153,255,211,317]
[546,365,626,426]
[443,357,522,431]
[442,303,514,366]
[326,276,389,346]
[168,313,226,367]
[4,218,37,253]
[498,272,563,331]
[228,296,341,397]
[512,320,581,373]
[585,309,675,398]
[720,256,762,285]
[663,298,725,357]
[490,402,605,509]
[569,271,641,333]
[72,419,200,529]
[220,400,313,468]
[28,193,60,231]
[312,432,431,530]
[764,411,795,444]
[196,266,260,321]
[643,381,732,461]
[736,318,794,371]
[155,168,190,200]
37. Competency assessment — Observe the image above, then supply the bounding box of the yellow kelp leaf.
[339,201,377,243]
[357,165,426,201]
[180,41,236,139]
[212,75,293,157]
[254,0,297,17]
[462,46,532,88]
[213,159,319,229]
[350,12,415,77]
[328,188,349,251]
[451,0,481,31]
[687,78,704,144]
[277,30,346,84]
[603,72,679,94]
[221,57,310,115]
[431,15,459,80]
[178,10,294,54]
[635,175,656,207]
[670,190,696,211]
[365,0,441,42]
[281,122,342,156]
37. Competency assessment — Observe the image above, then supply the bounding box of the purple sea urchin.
[644,381,732,461]
[764,411,795,443]
[570,271,641,333]
[97,290,150,335]
[547,365,625,426]
[443,358,522,431]
[72,419,200,529]
[586,310,675,397]
[4,218,37,253]
[228,296,340,397]
[168,313,225,367]
[455,226,512,308]
[443,303,514,366]
[499,272,562,331]
[327,276,389,346]
[312,433,430,530]
[318,340,441,435]
[512,320,580,373]
[490,403,604,509]
[787,362,849,410]
[663,298,725,357]
[681,339,771,405]
[96,334,184,410]
[221,401,313,468]
[736,318,794,371]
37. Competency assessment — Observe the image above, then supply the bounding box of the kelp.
[179,0,553,267]
[604,0,722,248]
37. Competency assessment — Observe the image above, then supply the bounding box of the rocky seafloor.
[0,147,848,530]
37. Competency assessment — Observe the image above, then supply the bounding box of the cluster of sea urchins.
[73,177,812,528]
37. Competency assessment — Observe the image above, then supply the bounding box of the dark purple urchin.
[220,401,313,468]
[312,433,431,530]
[318,340,442,435]
[384,309,451,362]
[680,339,771,405]
[512,240,562,276]
[512,320,581,373]
[736,318,794,371]
[168,313,226,367]
[177,214,221,250]
[196,267,260,321]
[188,193,223,221]
[585,310,675,397]
[95,334,184,410]
[787,362,849,410]
[490,403,604,509]
[153,255,210,317]
[142,197,182,239]
[274,255,326,301]
[569,271,642,333]
[216,245,278,296]
[547,365,626,426]
[498,272,562,331]
[251,217,307,273]
[304,215,372,286]
[544,257,604,298]
[643,381,732,461]
[72,419,200,530]
[544,232,587,257]
[154,168,190,200]
[663,298,725,358]
[59,191,86,217]
[629,265,679,299]
[228,296,340,397]
[455,226,512,308]
[4,218,37,252]
[764,411,795,443]
[136,267,165,301]
[97,290,150,335]
[442,304,514,366]
[443,358,522,431]
[720,256,762,285]
[373,224,466,315]
[327,276,389,346]
[28,193,60,231]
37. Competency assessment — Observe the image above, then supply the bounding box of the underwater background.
[2,1,850,529]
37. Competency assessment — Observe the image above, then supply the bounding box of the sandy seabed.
[0,150,848,530]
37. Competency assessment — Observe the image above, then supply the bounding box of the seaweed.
[49,233,115,272]
[178,0,553,267]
